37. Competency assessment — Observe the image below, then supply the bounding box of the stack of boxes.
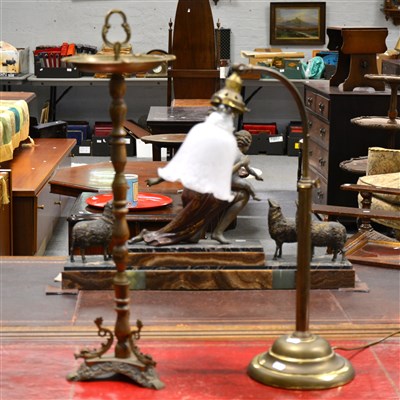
[33,43,97,78]
[243,121,303,157]
[67,121,91,156]
[90,121,136,157]
[245,122,286,155]
[286,121,303,156]
[68,119,302,158]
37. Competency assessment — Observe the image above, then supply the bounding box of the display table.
[0,90,36,103]
[1,73,32,90]
[147,106,210,133]
[27,75,167,121]
[49,160,183,198]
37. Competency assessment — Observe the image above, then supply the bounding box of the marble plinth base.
[62,241,355,290]
[127,240,265,268]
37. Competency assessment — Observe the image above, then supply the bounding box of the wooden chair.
[167,0,220,106]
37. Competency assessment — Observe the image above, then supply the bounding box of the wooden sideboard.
[304,80,400,208]
[1,138,75,255]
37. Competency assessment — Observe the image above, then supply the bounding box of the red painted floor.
[1,339,399,400]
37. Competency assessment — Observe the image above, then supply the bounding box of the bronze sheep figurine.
[70,201,114,263]
[310,220,347,262]
[268,199,347,262]
[268,199,297,260]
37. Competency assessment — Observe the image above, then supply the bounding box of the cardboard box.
[34,65,81,78]
[91,136,110,156]
[67,121,90,142]
[0,43,29,76]
[124,136,137,157]
[94,121,113,137]
[266,133,286,155]
[248,132,286,155]
[71,139,92,156]
[30,120,68,139]
[91,135,136,157]
[243,123,277,135]
[287,132,303,156]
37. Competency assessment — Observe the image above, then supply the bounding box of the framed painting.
[270,2,326,45]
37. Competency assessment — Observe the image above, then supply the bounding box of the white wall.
[3,0,399,66]
[2,1,400,134]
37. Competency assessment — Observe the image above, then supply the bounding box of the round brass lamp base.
[248,333,355,390]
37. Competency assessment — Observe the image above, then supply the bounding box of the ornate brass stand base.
[247,333,355,390]
[63,10,175,391]
[67,357,164,389]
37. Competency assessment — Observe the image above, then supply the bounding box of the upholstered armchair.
[356,147,400,239]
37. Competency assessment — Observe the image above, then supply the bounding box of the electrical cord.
[333,329,400,351]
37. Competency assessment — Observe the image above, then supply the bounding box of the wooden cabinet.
[2,138,75,255]
[304,80,400,208]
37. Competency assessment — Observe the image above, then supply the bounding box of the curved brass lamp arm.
[232,63,314,334]
[232,63,310,178]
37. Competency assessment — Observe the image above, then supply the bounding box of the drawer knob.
[54,201,62,205]
[318,102,325,113]
[319,128,326,137]
[317,190,324,199]
[308,120,313,128]
[38,204,45,210]
[319,157,326,167]
[306,97,313,106]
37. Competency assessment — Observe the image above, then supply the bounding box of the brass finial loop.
[102,9,131,60]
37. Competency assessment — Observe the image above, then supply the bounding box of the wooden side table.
[327,27,388,91]
[140,133,186,160]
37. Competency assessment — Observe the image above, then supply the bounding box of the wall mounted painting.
[270,2,326,45]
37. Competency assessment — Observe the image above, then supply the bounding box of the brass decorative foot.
[67,317,164,390]
[67,357,164,390]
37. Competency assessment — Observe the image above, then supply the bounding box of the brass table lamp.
[64,10,175,389]
[234,64,355,389]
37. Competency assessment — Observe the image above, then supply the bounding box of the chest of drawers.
[304,80,399,207]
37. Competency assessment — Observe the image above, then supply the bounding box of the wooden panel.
[173,0,216,70]
[7,138,75,197]
[36,183,62,255]
[12,196,36,255]
[170,0,219,101]
[0,170,12,255]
